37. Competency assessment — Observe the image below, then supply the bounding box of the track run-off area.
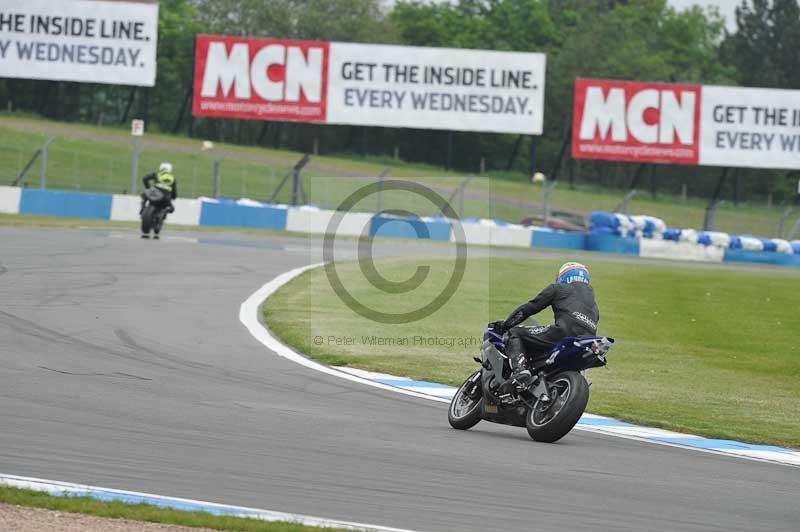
[1,226,798,532]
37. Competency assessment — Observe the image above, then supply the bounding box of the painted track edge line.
[245,263,800,469]
[0,474,420,532]
[239,262,448,404]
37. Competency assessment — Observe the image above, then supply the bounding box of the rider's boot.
[506,335,533,388]
[510,359,533,388]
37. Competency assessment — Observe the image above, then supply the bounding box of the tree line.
[1,0,799,206]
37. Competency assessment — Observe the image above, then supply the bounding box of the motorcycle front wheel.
[525,370,589,443]
[448,370,484,430]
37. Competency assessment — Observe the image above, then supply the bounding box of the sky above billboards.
[668,0,739,31]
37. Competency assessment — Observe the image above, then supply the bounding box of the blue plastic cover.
[590,212,619,232]
[641,219,656,237]
[697,232,712,246]
[760,238,777,252]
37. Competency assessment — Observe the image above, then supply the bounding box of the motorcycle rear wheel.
[448,371,484,430]
[141,205,154,234]
[525,370,589,443]
[154,209,166,235]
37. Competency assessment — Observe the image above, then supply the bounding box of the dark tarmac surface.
[1,227,797,532]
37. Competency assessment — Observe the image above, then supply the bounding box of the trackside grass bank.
[0,487,350,532]
[264,257,800,448]
[0,114,791,236]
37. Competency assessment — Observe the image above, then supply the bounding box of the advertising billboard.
[0,0,159,87]
[193,35,546,135]
[573,78,800,170]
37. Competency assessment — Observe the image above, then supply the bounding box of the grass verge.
[264,257,800,448]
[0,486,349,531]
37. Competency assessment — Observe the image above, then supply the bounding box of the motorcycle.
[140,187,171,238]
[448,324,614,442]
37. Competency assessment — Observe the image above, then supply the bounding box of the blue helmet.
[557,262,590,284]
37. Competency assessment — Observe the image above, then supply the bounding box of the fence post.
[703,200,724,231]
[13,147,44,186]
[39,137,55,189]
[291,164,300,205]
[703,167,729,231]
[212,154,226,198]
[787,217,800,241]
[614,189,638,214]
[269,154,310,205]
[443,176,473,219]
[131,141,146,194]
[543,181,558,225]
[777,207,794,238]
[376,168,390,213]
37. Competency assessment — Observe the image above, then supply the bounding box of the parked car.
[519,209,588,233]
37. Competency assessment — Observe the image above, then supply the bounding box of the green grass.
[0,486,349,531]
[264,257,800,448]
[1,113,794,236]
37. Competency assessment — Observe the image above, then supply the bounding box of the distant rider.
[141,162,177,215]
[491,262,600,385]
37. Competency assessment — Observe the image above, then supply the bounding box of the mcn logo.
[193,36,329,122]
[572,79,701,165]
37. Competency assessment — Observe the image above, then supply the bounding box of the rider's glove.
[488,320,507,334]
[167,205,175,213]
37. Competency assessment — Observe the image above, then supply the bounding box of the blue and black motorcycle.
[448,324,614,442]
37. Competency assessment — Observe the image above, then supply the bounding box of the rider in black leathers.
[492,262,599,384]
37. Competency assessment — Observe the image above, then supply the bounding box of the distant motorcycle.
[140,187,170,239]
[448,324,614,442]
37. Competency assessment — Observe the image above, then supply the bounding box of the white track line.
[239,263,449,403]
[243,262,800,468]
[0,474,418,532]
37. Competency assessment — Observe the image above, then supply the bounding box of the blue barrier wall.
[586,233,640,255]
[6,187,800,268]
[199,202,287,230]
[370,216,451,241]
[531,230,587,249]
[724,248,800,266]
[19,189,112,219]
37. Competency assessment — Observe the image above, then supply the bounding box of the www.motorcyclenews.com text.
[312,335,483,348]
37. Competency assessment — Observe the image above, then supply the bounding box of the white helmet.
[158,162,173,174]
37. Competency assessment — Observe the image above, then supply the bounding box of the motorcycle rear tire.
[141,205,154,234]
[448,371,484,430]
[154,210,166,235]
[525,370,589,443]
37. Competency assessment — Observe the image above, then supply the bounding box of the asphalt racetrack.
[1,227,797,532]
